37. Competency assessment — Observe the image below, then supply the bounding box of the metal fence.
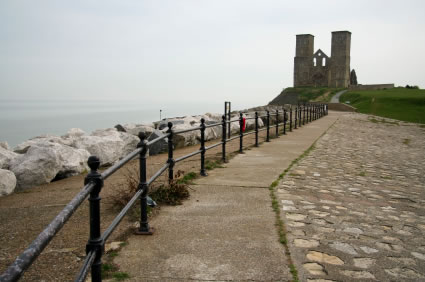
[0,103,327,282]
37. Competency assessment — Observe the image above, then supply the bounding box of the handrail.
[1,102,328,282]
[75,250,96,282]
[174,126,202,135]
[205,122,222,129]
[101,188,145,243]
[147,163,170,186]
[175,150,201,163]
[102,147,142,179]
[205,141,223,151]
[0,182,95,282]
[146,133,170,147]
[243,131,255,137]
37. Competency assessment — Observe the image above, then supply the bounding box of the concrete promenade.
[115,111,343,281]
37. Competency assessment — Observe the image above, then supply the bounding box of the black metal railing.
[0,103,327,282]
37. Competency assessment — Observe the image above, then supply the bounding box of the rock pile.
[0,107,279,195]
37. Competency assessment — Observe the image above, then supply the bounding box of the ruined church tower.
[330,31,351,88]
[293,31,351,88]
[293,34,314,87]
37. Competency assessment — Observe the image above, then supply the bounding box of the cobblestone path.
[278,113,425,281]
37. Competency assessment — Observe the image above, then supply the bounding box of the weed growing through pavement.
[205,159,224,170]
[267,143,317,282]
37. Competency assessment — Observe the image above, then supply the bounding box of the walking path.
[330,90,348,103]
[279,113,425,281]
[115,112,344,281]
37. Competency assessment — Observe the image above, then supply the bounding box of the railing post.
[289,106,293,132]
[309,104,312,123]
[266,110,270,142]
[200,118,207,176]
[294,107,298,129]
[227,103,231,139]
[303,104,306,125]
[316,105,319,119]
[239,112,243,153]
[221,115,227,163]
[135,133,154,235]
[283,108,287,135]
[84,156,104,282]
[255,111,259,147]
[306,104,309,124]
[167,122,174,182]
[275,109,279,137]
[299,105,302,127]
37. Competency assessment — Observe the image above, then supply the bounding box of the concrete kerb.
[114,111,345,281]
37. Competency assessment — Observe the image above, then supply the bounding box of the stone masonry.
[294,31,351,88]
[278,113,425,281]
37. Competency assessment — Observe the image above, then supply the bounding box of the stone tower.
[293,31,351,88]
[330,31,351,88]
[294,34,314,86]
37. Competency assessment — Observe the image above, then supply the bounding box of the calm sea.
[0,99,227,148]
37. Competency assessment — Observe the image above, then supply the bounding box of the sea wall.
[0,105,282,196]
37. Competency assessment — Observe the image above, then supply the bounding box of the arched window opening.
[313,58,317,67]
[323,57,326,66]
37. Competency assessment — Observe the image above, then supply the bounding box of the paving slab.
[115,111,344,281]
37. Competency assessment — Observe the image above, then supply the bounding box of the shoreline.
[0,104,285,196]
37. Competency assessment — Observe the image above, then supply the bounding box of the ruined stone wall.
[294,31,351,88]
[349,84,394,90]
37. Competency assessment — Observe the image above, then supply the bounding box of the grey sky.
[1,0,424,108]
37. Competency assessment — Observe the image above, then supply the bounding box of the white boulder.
[72,128,139,165]
[62,128,86,138]
[53,145,90,180]
[9,144,62,190]
[9,141,91,190]
[118,131,140,156]
[0,169,16,196]
[14,134,73,153]
[161,115,223,148]
[0,147,18,169]
[0,141,10,150]
[124,124,155,137]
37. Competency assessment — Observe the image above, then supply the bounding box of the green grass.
[113,272,130,281]
[268,143,318,282]
[205,159,224,170]
[176,172,197,184]
[340,88,425,124]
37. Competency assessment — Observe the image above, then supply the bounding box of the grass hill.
[269,87,343,105]
[340,87,425,124]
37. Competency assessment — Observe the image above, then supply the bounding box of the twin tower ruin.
[294,31,351,88]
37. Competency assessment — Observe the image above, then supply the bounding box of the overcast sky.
[1,0,424,107]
